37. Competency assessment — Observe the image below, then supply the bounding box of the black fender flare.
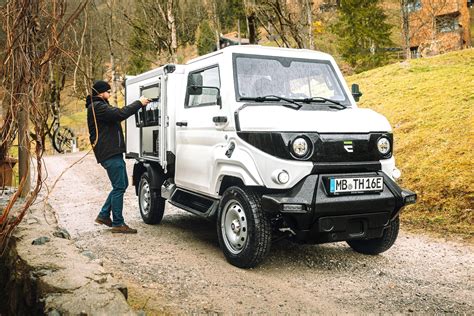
[143,162,165,191]
[132,161,164,195]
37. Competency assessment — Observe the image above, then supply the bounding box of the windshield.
[234,54,348,104]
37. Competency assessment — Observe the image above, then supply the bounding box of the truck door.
[174,65,226,195]
[136,79,162,162]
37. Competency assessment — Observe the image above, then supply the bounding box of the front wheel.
[217,186,272,268]
[347,216,400,255]
[138,172,165,224]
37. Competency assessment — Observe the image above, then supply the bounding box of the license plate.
[329,176,383,195]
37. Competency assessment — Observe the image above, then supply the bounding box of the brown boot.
[111,224,137,234]
[95,216,112,227]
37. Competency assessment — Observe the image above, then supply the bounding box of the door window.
[136,83,161,127]
[185,66,220,108]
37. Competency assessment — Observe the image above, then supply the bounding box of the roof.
[186,45,334,65]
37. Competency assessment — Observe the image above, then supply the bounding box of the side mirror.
[351,83,363,102]
[187,85,203,95]
[187,73,203,95]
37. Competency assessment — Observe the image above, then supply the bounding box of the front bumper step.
[261,172,416,243]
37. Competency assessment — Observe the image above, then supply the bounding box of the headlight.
[377,137,391,155]
[292,137,309,158]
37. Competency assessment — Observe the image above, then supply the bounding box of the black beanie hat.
[92,80,111,96]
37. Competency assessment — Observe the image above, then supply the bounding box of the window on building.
[410,46,420,59]
[436,13,460,33]
[406,0,422,13]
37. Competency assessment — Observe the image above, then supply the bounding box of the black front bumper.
[261,172,416,243]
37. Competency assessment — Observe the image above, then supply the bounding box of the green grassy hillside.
[348,49,474,238]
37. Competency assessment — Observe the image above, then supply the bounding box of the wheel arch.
[143,161,165,190]
[133,161,165,195]
[218,175,246,196]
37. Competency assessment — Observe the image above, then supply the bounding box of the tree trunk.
[248,12,257,44]
[401,0,411,59]
[18,108,30,197]
[306,0,314,49]
[167,0,178,63]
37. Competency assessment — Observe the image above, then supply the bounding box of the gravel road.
[43,152,473,314]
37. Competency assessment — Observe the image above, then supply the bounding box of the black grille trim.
[237,132,392,162]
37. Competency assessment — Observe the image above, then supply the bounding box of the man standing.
[86,80,150,233]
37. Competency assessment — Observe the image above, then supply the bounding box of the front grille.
[237,132,393,162]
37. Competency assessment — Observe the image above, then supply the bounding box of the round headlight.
[292,137,309,158]
[377,137,391,155]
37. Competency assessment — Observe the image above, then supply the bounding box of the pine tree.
[197,21,216,55]
[333,0,393,72]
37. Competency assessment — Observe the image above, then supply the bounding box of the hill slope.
[348,49,474,237]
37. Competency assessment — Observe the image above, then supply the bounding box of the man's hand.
[139,96,151,106]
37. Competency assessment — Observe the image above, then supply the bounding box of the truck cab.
[125,45,416,268]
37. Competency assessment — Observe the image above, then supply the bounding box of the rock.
[81,250,96,260]
[112,283,128,300]
[47,309,61,316]
[53,228,71,240]
[32,236,50,245]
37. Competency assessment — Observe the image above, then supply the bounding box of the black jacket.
[86,96,142,163]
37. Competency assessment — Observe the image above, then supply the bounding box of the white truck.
[125,45,416,268]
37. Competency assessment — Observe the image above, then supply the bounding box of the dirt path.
[43,152,473,314]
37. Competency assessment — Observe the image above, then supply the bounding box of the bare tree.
[0,0,88,251]
[254,0,307,48]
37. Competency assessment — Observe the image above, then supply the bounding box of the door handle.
[212,116,227,124]
[176,121,188,127]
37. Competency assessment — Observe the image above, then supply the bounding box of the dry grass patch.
[348,49,474,238]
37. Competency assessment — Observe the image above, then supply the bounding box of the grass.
[347,49,474,238]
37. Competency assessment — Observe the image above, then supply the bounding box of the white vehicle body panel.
[238,107,391,133]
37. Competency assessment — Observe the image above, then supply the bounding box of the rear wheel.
[217,186,272,268]
[347,216,400,255]
[138,172,165,224]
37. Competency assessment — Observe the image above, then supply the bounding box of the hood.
[85,95,108,108]
[238,106,392,133]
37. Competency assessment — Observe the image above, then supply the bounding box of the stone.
[112,283,128,300]
[81,250,96,260]
[32,236,50,245]
[53,228,71,240]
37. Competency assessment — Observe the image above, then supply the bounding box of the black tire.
[138,172,165,224]
[347,216,400,255]
[217,186,272,268]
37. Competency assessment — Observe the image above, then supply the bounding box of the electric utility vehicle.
[125,45,416,268]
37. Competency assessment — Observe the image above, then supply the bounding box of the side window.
[186,66,220,108]
[136,83,161,127]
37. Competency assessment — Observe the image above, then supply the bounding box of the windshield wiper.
[240,95,302,110]
[298,96,347,109]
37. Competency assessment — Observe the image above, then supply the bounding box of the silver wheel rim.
[140,179,151,216]
[221,200,248,254]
